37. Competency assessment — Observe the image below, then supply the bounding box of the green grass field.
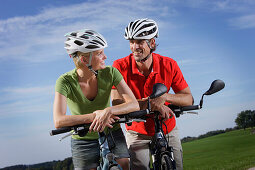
[182,128,255,170]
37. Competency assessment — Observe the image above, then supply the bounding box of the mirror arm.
[199,94,205,108]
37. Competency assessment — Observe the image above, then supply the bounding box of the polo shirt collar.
[131,53,160,75]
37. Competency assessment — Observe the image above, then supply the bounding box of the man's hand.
[150,94,174,120]
[156,105,173,120]
[89,109,119,132]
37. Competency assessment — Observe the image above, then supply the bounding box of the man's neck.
[136,54,153,77]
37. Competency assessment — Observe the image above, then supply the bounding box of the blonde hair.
[72,52,90,69]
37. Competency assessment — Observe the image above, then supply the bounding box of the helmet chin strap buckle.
[139,54,151,63]
[86,52,98,75]
[87,65,98,75]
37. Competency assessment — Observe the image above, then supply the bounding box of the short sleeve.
[112,66,123,87]
[171,61,188,93]
[55,76,69,97]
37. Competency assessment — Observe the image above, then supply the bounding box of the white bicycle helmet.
[64,29,108,75]
[64,29,108,55]
[124,18,158,40]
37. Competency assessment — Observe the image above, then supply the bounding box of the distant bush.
[235,110,255,130]
[181,127,237,143]
[3,158,73,170]
[197,130,225,139]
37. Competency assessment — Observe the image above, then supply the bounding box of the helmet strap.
[86,52,98,75]
[138,40,153,63]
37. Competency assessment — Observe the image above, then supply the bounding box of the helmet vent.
[140,23,154,30]
[92,40,104,46]
[70,32,77,36]
[80,34,89,39]
[96,36,105,43]
[74,40,84,46]
[85,31,94,35]
[86,45,99,49]
[133,20,142,30]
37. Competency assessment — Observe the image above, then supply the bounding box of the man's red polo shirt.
[113,53,188,136]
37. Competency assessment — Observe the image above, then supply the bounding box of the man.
[111,18,193,170]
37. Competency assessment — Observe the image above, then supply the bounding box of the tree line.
[3,158,73,170]
[235,110,255,130]
[182,109,255,143]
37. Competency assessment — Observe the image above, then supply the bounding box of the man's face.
[129,39,152,62]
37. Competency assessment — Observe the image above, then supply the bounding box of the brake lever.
[125,118,147,124]
[186,111,198,114]
[59,131,74,141]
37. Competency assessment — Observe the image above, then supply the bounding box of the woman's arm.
[53,92,95,129]
[90,79,139,132]
[110,79,139,115]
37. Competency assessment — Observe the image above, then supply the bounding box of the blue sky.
[0,0,255,168]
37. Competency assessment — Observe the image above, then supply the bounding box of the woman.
[53,29,139,170]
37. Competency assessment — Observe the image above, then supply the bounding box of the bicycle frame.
[149,111,176,170]
[119,83,176,170]
[50,125,122,170]
[98,130,122,170]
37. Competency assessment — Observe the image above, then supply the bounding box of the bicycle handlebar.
[50,126,72,136]
[125,109,150,118]
[168,104,200,117]
[50,124,89,136]
[50,104,200,136]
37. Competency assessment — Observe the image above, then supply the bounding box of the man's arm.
[150,86,193,109]
[164,86,193,106]
[149,86,193,120]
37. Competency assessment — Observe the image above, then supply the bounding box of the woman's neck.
[76,67,96,82]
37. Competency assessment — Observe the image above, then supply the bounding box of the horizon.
[0,0,255,168]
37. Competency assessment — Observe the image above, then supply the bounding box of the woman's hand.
[89,108,119,132]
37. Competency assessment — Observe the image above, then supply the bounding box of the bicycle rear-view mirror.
[203,79,225,96]
[150,83,167,99]
[199,79,225,108]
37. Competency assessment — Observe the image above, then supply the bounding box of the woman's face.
[77,49,107,71]
[92,49,107,70]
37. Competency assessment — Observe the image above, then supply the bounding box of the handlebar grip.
[180,105,200,111]
[50,127,72,136]
[169,104,200,112]
[128,109,149,118]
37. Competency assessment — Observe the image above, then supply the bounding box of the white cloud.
[228,14,255,29]
[0,125,71,168]
[212,0,255,13]
[177,0,255,13]
[0,0,175,63]
[2,85,54,94]
[0,85,54,118]
[190,0,255,29]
